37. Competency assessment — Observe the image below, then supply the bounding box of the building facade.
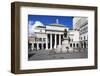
[73,17,88,49]
[28,21,80,53]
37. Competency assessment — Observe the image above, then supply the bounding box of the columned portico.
[30,29,66,51]
[31,33,63,50]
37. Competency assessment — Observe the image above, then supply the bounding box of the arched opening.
[39,43,42,50]
[81,42,83,48]
[28,43,32,51]
[70,43,72,47]
[73,43,75,48]
[34,43,37,50]
[76,43,79,48]
[43,43,46,49]
[84,42,86,48]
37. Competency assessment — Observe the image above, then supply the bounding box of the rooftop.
[48,23,65,27]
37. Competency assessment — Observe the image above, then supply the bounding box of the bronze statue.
[64,29,67,37]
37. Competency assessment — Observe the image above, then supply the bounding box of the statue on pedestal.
[64,29,67,38]
[61,29,73,53]
[64,29,70,42]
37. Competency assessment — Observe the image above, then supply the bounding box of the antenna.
[56,19,59,24]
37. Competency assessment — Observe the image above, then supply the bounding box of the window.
[40,29,42,32]
[36,38,39,41]
[43,38,46,41]
[39,38,42,41]
[34,43,37,49]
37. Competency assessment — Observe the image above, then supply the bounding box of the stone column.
[37,43,39,50]
[41,43,43,50]
[50,34,52,49]
[59,34,61,45]
[54,34,57,49]
[46,34,48,50]
[31,43,34,50]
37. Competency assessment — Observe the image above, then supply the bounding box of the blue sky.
[28,15,73,29]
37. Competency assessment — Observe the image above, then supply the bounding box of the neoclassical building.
[28,20,80,52]
[73,17,88,48]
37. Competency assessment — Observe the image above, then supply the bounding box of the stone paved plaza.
[28,48,88,60]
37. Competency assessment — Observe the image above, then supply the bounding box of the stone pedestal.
[61,37,73,53]
[61,37,69,53]
[56,45,61,53]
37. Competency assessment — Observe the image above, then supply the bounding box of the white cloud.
[33,21,44,27]
[28,20,34,25]
[28,21,45,37]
